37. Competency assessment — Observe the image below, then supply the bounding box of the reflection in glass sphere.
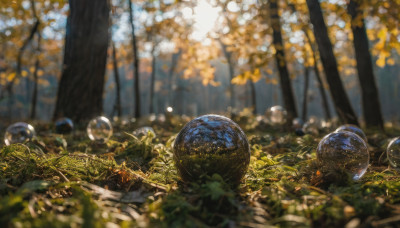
[387,137,400,168]
[292,118,304,129]
[335,124,367,143]
[87,116,113,143]
[265,106,287,126]
[317,131,369,180]
[55,117,74,134]
[4,122,36,146]
[133,126,156,139]
[173,114,250,184]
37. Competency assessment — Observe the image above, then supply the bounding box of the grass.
[1,113,400,227]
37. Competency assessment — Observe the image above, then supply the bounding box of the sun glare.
[186,0,221,43]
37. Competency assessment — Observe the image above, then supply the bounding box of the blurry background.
[0,0,398,126]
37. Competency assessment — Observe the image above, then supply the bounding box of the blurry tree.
[347,0,383,129]
[29,0,41,119]
[128,0,141,118]
[306,0,359,125]
[53,0,109,122]
[266,0,298,122]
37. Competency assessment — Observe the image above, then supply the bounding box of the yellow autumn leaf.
[21,70,28,77]
[387,58,395,65]
[38,70,44,77]
[7,72,16,81]
[376,55,386,68]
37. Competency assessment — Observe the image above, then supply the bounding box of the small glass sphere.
[87,116,113,143]
[335,124,367,142]
[317,131,369,180]
[55,117,74,134]
[133,126,156,138]
[292,117,304,129]
[166,106,173,113]
[4,122,36,146]
[387,137,400,168]
[173,114,250,184]
[265,105,287,126]
[303,116,320,135]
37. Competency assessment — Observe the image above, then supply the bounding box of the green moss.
[1,116,400,227]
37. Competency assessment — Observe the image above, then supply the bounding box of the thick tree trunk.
[348,0,384,129]
[128,0,141,118]
[30,32,41,119]
[306,0,358,125]
[149,47,156,114]
[53,0,109,123]
[302,67,310,121]
[269,0,298,122]
[111,40,122,118]
[250,80,257,114]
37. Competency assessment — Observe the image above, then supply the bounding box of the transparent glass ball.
[4,122,36,146]
[173,114,250,184]
[87,116,113,143]
[55,117,74,134]
[334,124,367,143]
[133,126,156,139]
[387,137,400,168]
[265,106,287,126]
[317,131,369,180]
[303,116,320,135]
[292,117,304,129]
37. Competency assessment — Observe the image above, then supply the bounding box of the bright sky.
[184,0,221,43]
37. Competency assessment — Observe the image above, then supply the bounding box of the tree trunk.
[250,80,257,114]
[167,50,181,107]
[53,0,109,123]
[302,29,332,120]
[149,47,156,114]
[268,0,298,122]
[306,0,358,125]
[348,0,384,129]
[128,0,141,118]
[219,41,235,110]
[30,32,41,119]
[302,67,310,121]
[111,40,122,118]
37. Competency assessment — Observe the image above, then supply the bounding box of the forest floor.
[1,111,400,228]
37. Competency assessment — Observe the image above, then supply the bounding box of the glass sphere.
[292,117,304,129]
[335,124,367,143]
[173,114,250,184]
[265,105,287,126]
[4,122,36,146]
[133,126,156,138]
[55,117,74,134]
[87,116,113,143]
[317,131,369,180]
[303,116,320,135]
[387,137,400,168]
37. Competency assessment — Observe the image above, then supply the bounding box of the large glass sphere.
[4,122,36,146]
[335,124,367,143]
[87,116,113,143]
[173,114,250,184]
[55,117,74,134]
[265,106,287,126]
[133,126,156,139]
[317,131,369,180]
[387,137,400,168]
